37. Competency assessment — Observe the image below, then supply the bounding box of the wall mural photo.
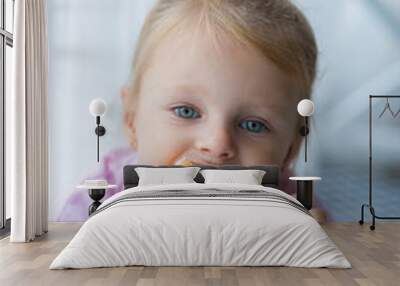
[48,0,400,222]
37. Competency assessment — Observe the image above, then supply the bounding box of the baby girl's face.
[128,27,300,168]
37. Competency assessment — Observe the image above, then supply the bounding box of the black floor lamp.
[359,95,400,230]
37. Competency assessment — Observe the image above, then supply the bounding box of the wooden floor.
[0,222,399,286]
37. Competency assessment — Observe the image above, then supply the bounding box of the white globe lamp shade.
[297,99,314,117]
[89,98,107,117]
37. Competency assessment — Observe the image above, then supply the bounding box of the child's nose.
[195,123,236,162]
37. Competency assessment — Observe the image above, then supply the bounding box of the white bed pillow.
[135,167,200,186]
[200,169,266,185]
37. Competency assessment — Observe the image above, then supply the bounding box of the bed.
[50,165,350,269]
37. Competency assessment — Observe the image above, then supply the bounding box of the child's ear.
[120,87,138,150]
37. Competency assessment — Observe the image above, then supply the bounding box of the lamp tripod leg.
[359,204,366,225]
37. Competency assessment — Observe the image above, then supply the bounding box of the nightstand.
[289,177,321,210]
[77,184,117,215]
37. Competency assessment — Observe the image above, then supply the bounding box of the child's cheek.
[137,125,191,165]
[238,139,289,165]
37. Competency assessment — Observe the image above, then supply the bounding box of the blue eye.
[173,106,200,119]
[239,119,267,133]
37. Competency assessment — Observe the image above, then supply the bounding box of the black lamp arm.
[94,116,106,162]
[299,117,309,163]
[305,116,308,162]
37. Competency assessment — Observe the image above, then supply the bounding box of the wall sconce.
[297,99,315,162]
[89,98,107,162]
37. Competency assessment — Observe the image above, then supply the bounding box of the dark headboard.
[123,165,280,189]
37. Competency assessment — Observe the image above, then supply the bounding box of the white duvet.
[50,183,351,269]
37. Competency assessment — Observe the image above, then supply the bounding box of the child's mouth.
[174,156,222,166]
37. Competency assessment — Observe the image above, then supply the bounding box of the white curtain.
[7,0,48,242]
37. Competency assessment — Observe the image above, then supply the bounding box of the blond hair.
[127,0,317,105]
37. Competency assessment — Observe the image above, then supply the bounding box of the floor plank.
[0,222,399,286]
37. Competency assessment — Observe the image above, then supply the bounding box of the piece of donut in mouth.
[179,159,194,166]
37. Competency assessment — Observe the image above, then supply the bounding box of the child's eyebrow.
[170,84,209,97]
